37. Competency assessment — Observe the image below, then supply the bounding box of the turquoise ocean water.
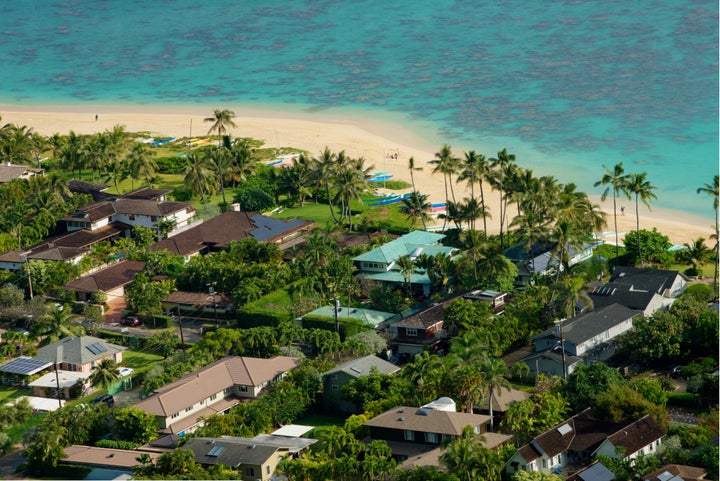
[1,1,717,219]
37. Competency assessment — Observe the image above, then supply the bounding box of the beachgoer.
[95,114,98,121]
[621,205,625,216]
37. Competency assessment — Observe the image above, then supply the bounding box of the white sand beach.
[1,106,714,246]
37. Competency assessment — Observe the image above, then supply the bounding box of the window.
[244,467,255,477]
[210,394,217,401]
[331,374,338,380]
[129,214,135,220]
[404,430,414,441]
[239,385,248,393]
[171,412,179,419]
[266,465,270,475]
[185,406,192,412]
[406,328,418,337]
[424,432,438,444]
[331,385,339,391]
[224,387,231,394]
[542,459,547,468]
[151,216,157,221]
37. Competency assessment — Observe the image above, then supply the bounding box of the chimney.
[230,203,241,212]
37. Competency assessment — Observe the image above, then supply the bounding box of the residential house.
[462,289,511,314]
[136,356,299,435]
[62,445,160,473]
[363,400,511,463]
[565,461,616,481]
[162,290,233,316]
[298,305,395,331]
[505,409,665,475]
[388,298,453,356]
[148,209,314,261]
[64,260,146,302]
[0,356,53,386]
[322,355,400,413]
[476,386,533,426]
[35,335,126,373]
[503,240,594,287]
[0,162,43,184]
[589,267,689,315]
[643,464,708,481]
[352,230,457,297]
[183,436,317,481]
[521,348,584,378]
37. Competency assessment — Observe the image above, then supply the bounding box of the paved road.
[0,445,26,480]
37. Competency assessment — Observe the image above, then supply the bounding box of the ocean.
[1,0,717,219]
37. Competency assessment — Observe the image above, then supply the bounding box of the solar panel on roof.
[0,357,52,375]
[206,445,225,457]
[86,342,107,355]
[557,423,573,435]
[656,472,674,481]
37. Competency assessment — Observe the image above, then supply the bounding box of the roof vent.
[416,408,431,416]
[249,444,256,449]
[398,416,405,421]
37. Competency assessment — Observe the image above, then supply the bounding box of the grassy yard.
[0,386,30,403]
[296,413,347,440]
[122,350,164,375]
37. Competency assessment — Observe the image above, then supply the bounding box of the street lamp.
[554,318,567,380]
[207,282,219,329]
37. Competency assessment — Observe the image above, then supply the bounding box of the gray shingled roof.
[323,355,400,378]
[183,437,285,467]
[532,304,641,346]
[35,336,126,366]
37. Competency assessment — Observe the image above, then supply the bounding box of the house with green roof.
[352,230,457,297]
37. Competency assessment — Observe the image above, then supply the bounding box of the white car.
[117,367,134,377]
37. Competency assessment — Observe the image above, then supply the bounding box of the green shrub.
[233,187,275,212]
[684,283,715,302]
[94,439,139,450]
[300,315,371,341]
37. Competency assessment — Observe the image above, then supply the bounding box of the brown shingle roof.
[643,464,708,481]
[122,187,171,200]
[136,356,299,417]
[65,260,146,293]
[63,445,160,469]
[62,198,191,222]
[364,406,490,436]
[488,387,532,412]
[164,290,232,308]
[606,415,665,456]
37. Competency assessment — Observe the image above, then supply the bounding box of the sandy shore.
[1,106,714,246]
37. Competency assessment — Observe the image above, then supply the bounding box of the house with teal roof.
[352,231,457,297]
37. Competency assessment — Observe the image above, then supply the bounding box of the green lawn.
[122,350,164,375]
[296,413,347,440]
[0,386,30,403]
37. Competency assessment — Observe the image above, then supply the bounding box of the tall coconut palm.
[479,357,510,432]
[126,143,157,190]
[228,138,257,186]
[627,172,657,267]
[204,109,237,146]
[407,157,427,230]
[313,147,339,223]
[396,255,415,299]
[333,158,370,230]
[183,153,215,204]
[458,151,490,235]
[489,148,516,249]
[678,237,712,276]
[89,358,120,390]
[205,146,231,211]
[400,192,432,231]
[58,131,85,179]
[697,175,719,285]
[594,163,630,267]
[0,125,37,165]
[32,308,83,347]
[430,145,460,228]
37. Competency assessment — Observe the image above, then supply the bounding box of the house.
[388,298,452,356]
[505,409,665,475]
[462,289,511,314]
[503,240,594,286]
[28,369,91,399]
[136,356,299,435]
[353,230,458,297]
[148,209,314,261]
[0,356,53,386]
[589,267,689,315]
[62,445,160,473]
[322,355,400,413]
[476,387,533,426]
[61,190,195,236]
[363,399,511,462]
[64,260,146,302]
[565,461,616,481]
[35,336,126,373]
[0,222,129,271]
[162,290,233,316]
[183,436,316,481]
[643,464,708,481]
[0,161,43,184]
[298,305,395,330]
[521,348,584,378]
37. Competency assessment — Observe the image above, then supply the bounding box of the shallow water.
[1,0,717,218]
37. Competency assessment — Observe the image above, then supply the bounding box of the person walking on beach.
[620,205,625,216]
[95,114,99,121]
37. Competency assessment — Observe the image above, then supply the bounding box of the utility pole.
[208,282,219,329]
[554,318,567,379]
[334,297,340,335]
[54,345,63,408]
[176,307,186,354]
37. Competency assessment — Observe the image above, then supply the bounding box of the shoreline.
[1,105,715,246]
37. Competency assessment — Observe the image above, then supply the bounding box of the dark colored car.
[91,394,115,407]
[121,316,141,327]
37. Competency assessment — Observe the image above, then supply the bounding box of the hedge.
[94,439,139,450]
[236,305,293,328]
[300,315,372,341]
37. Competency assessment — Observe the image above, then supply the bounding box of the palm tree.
[430,145,460,228]
[89,358,120,390]
[228,137,257,186]
[627,172,657,267]
[205,146,231,211]
[548,219,582,281]
[32,308,83,346]
[204,109,237,146]
[400,192,432,230]
[479,357,510,432]
[407,157,427,230]
[551,274,592,319]
[458,151,490,235]
[126,143,157,190]
[333,157,370,230]
[678,237,712,276]
[697,175,719,285]
[0,125,37,165]
[594,163,630,267]
[396,255,415,299]
[58,131,85,179]
[183,153,215,204]
[489,148,516,249]
[314,147,339,223]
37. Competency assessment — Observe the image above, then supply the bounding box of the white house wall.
[575,318,634,356]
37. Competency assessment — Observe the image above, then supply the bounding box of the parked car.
[670,365,684,378]
[121,316,141,327]
[117,367,134,377]
[91,394,115,407]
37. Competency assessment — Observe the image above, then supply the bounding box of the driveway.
[104,297,127,324]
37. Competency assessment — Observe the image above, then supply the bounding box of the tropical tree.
[396,254,415,299]
[32,307,83,346]
[205,146,232,210]
[313,147,339,223]
[204,109,237,146]
[407,156,427,230]
[458,150,490,235]
[400,192,432,230]
[430,144,460,227]
[23,423,68,474]
[697,175,719,285]
[489,148,516,249]
[627,172,657,267]
[594,163,630,266]
[440,426,503,481]
[126,143,157,190]
[89,358,120,390]
[678,237,712,276]
[479,357,510,432]
[183,153,215,204]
